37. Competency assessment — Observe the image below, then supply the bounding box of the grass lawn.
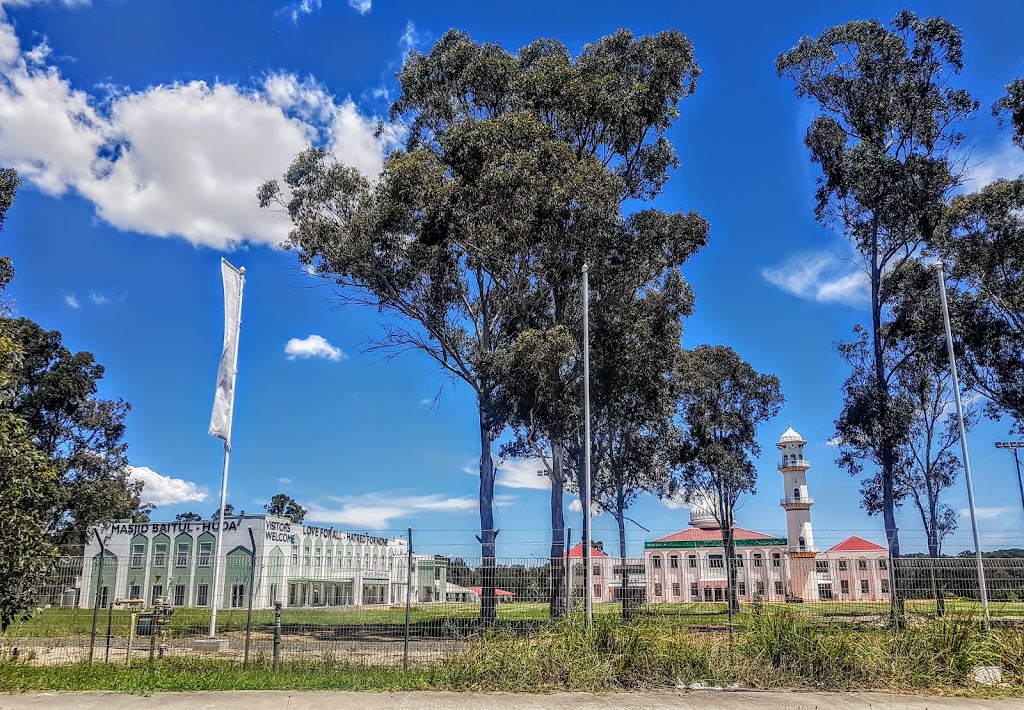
[5,598,1021,639]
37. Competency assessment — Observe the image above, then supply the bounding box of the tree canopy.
[264,493,307,523]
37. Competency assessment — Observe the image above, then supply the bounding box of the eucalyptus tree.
[935,179,1024,432]
[994,78,1024,149]
[777,12,977,564]
[671,345,783,613]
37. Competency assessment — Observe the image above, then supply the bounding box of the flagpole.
[582,263,593,625]
[209,265,245,639]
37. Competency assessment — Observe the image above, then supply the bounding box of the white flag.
[209,259,245,442]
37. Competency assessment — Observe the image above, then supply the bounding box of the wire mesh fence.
[3,545,1023,669]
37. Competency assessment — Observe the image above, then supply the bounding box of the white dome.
[688,491,723,530]
[778,421,806,445]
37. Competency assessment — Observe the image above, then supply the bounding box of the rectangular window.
[314,553,322,571]
[176,543,189,566]
[303,547,311,568]
[670,556,679,569]
[774,581,783,595]
[593,585,601,598]
[756,580,765,596]
[858,560,868,571]
[772,553,781,568]
[173,584,185,606]
[288,584,296,606]
[878,559,888,570]
[153,543,167,567]
[197,584,209,607]
[199,542,212,566]
[753,554,763,567]
[131,544,145,568]
[690,582,698,598]
[270,584,279,605]
[292,551,298,568]
[672,582,680,597]
[231,583,245,608]
[704,587,712,601]
[714,587,723,602]
[654,583,663,597]
[326,550,332,571]
[881,578,890,594]
[818,584,833,601]
[816,560,829,573]
[861,579,869,594]
[838,559,848,571]
[840,580,850,594]
[688,555,697,568]
[734,555,744,568]
[151,584,163,604]
[130,584,141,600]
[593,565,601,577]
[653,556,662,569]
[709,555,724,569]
[738,581,746,595]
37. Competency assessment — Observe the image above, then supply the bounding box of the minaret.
[778,422,816,558]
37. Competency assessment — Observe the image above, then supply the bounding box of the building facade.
[79,514,447,610]
[644,423,891,603]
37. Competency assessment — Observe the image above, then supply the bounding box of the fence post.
[104,602,113,663]
[88,528,105,663]
[272,601,282,672]
[244,527,257,668]
[126,611,136,666]
[404,526,413,671]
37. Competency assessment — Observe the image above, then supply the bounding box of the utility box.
[136,612,155,637]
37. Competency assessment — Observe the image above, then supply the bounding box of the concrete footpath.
[2,691,1023,709]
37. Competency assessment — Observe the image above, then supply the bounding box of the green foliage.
[264,493,306,523]
[174,512,203,522]
[993,78,1024,149]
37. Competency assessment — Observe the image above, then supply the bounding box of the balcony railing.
[778,459,810,469]
[780,496,814,507]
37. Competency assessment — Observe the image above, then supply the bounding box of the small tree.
[175,512,203,522]
[672,345,784,614]
[264,493,307,523]
[211,503,235,520]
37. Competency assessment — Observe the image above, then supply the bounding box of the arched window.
[793,487,800,499]
[798,536,806,551]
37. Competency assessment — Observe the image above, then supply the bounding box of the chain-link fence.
[2,544,1022,669]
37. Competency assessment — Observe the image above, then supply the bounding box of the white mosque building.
[643,423,892,604]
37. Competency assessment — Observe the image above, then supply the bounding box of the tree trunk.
[927,511,945,617]
[549,441,566,620]
[722,519,739,616]
[616,487,631,622]
[870,224,904,623]
[478,399,497,625]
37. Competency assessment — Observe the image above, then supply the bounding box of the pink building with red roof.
[641,423,891,604]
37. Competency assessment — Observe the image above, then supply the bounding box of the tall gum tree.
[776,12,977,575]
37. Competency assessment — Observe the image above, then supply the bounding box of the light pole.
[582,263,593,624]
[995,442,1024,520]
[935,262,990,627]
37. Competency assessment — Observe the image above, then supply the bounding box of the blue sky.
[3,0,1024,558]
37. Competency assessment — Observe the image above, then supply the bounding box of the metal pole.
[210,265,245,639]
[404,527,413,671]
[88,528,105,663]
[272,602,282,672]
[582,264,593,624]
[1015,450,1024,521]
[935,263,990,627]
[127,611,136,666]
[244,527,257,668]
[565,526,572,613]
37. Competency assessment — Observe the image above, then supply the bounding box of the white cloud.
[277,477,292,485]
[64,293,79,308]
[960,507,1014,522]
[307,491,480,529]
[284,334,346,361]
[826,437,843,448]
[127,465,209,507]
[762,251,869,307]
[964,142,1024,191]
[659,494,690,510]
[0,15,392,249]
[399,20,420,58]
[88,289,122,305]
[279,0,321,24]
[567,498,602,516]
[348,0,371,14]
[496,458,551,490]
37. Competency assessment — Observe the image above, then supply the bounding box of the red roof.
[826,536,888,553]
[465,586,515,597]
[565,543,609,558]
[652,527,779,543]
